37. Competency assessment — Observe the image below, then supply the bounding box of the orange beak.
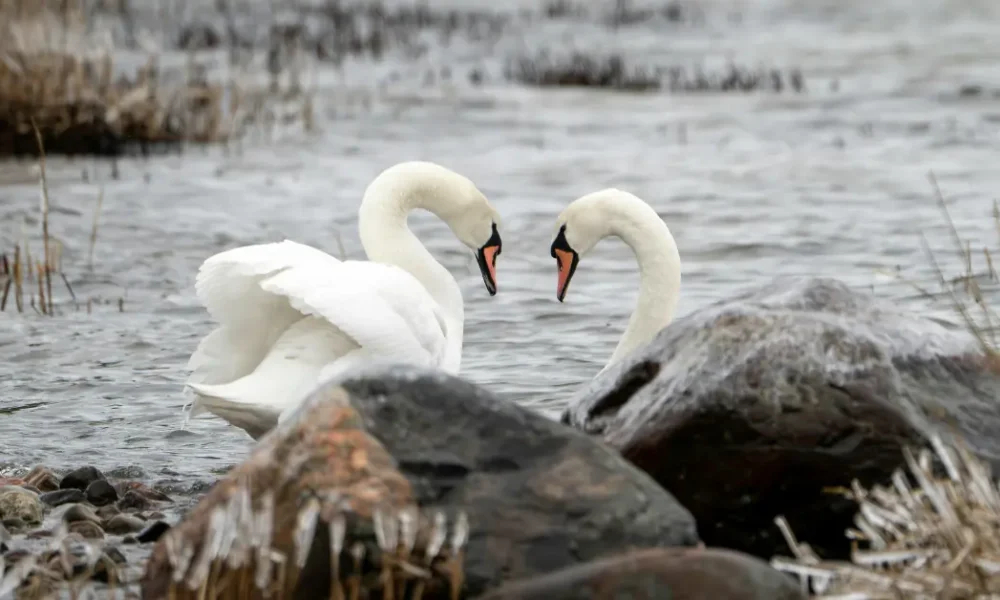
[554,247,578,302]
[476,225,501,296]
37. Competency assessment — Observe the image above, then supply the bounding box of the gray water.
[2,0,1000,496]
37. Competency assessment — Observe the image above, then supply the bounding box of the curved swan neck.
[357,164,466,371]
[604,201,681,368]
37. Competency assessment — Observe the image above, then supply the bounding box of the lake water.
[2,0,1000,498]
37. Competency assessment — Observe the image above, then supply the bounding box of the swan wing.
[190,240,448,380]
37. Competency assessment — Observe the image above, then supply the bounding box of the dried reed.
[772,434,1000,599]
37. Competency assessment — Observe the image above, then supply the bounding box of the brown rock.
[68,520,105,540]
[562,277,1000,559]
[477,547,805,600]
[141,389,449,600]
[24,466,60,492]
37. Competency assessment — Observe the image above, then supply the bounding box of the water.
[2,0,1000,496]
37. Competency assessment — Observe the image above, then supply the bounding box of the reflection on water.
[1,0,1000,495]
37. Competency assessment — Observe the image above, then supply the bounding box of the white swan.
[185,161,503,439]
[550,188,680,371]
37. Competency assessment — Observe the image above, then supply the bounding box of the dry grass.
[0,0,316,158]
[772,434,1000,599]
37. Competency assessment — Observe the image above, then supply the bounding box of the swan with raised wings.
[185,161,503,439]
[549,188,680,372]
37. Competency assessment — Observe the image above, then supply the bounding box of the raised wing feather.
[189,240,449,383]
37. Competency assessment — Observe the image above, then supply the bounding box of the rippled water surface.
[3,0,1000,494]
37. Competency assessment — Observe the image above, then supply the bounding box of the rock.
[478,547,805,600]
[2,517,26,532]
[85,479,118,506]
[135,520,171,544]
[562,276,1000,560]
[339,368,700,593]
[0,485,43,524]
[117,490,152,512]
[60,466,106,491]
[40,488,86,507]
[96,504,121,521]
[141,369,699,599]
[62,503,101,525]
[112,481,171,504]
[0,478,26,487]
[24,466,60,492]
[142,391,420,599]
[104,514,145,535]
[68,520,105,539]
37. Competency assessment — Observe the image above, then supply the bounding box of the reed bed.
[772,434,1000,599]
[0,0,316,158]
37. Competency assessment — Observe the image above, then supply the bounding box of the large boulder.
[562,276,1000,560]
[477,546,806,600]
[143,367,699,599]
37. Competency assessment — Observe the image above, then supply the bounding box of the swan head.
[362,161,504,296]
[449,194,503,297]
[549,188,644,302]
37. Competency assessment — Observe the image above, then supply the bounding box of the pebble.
[113,481,172,503]
[2,517,27,533]
[62,503,101,525]
[68,520,105,540]
[117,490,153,511]
[40,488,86,507]
[0,485,43,525]
[24,466,60,492]
[104,513,145,535]
[85,479,118,506]
[96,504,121,521]
[60,466,106,491]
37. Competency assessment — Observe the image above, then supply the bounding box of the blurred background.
[1,0,999,490]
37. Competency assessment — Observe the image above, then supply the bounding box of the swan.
[549,188,680,371]
[184,161,503,439]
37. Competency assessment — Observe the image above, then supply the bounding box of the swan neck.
[358,179,465,371]
[607,211,681,367]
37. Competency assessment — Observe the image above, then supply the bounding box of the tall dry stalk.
[30,118,53,315]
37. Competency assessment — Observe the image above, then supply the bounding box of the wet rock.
[0,521,9,552]
[68,520,104,539]
[112,480,172,503]
[117,490,153,512]
[142,391,420,599]
[562,276,1000,560]
[85,479,118,506]
[135,520,171,543]
[24,465,60,492]
[62,503,101,525]
[478,547,805,600]
[0,486,42,525]
[40,488,86,507]
[104,513,145,535]
[2,517,27,533]
[337,367,699,594]
[0,477,26,487]
[96,504,121,521]
[60,466,106,491]
[107,465,145,479]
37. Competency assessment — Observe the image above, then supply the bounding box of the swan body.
[549,189,680,371]
[186,161,503,439]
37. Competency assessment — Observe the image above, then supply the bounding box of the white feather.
[185,240,451,439]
